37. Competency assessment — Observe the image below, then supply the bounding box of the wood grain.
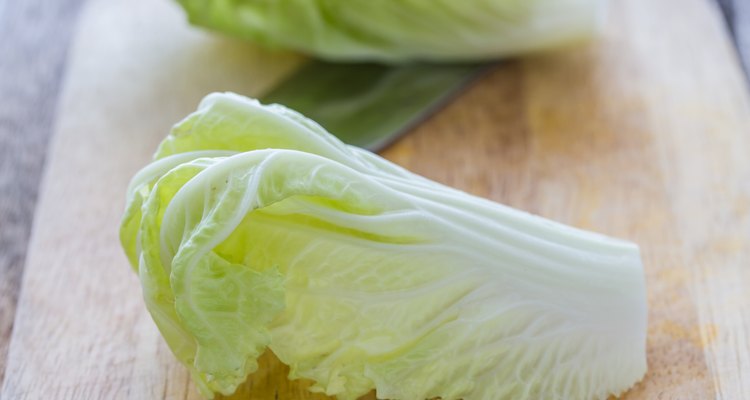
[2,0,750,399]
[0,0,84,384]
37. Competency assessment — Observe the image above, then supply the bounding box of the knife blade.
[260,61,491,152]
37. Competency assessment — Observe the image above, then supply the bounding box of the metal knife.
[260,61,490,152]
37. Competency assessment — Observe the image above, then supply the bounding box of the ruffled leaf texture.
[120,93,647,400]
[175,0,606,62]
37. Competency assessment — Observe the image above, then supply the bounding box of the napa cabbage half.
[175,0,606,62]
[120,93,647,400]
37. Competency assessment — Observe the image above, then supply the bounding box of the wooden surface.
[0,0,85,385]
[1,0,750,399]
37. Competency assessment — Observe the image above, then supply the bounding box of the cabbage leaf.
[175,0,606,62]
[121,93,647,399]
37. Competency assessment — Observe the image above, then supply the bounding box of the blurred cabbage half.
[175,0,606,62]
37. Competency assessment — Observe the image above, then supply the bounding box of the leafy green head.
[175,0,606,62]
[121,93,646,399]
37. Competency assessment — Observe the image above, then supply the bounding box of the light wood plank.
[3,0,750,398]
[0,0,84,384]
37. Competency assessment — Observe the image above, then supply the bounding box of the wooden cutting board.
[2,0,749,398]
